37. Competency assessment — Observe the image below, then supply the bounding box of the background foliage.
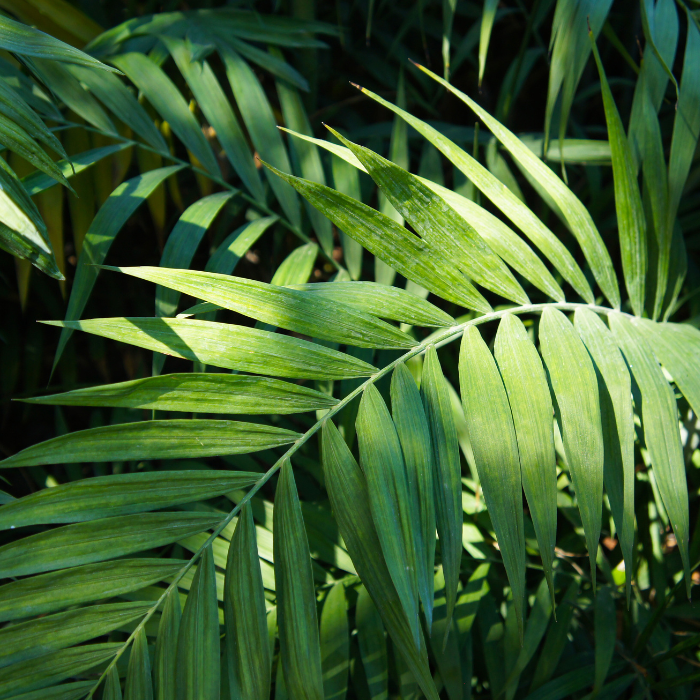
[0,1,699,699]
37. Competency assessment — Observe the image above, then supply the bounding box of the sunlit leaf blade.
[574,308,635,603]
[206,216,277,275]
[44,317,378,380]
[421,347,462,643]
[391,364,436,628]
[23,373,337,415]
[274,460,325,700]
[330,148,363,280]
[0,470,259,528]
[321,422,438,700]
[608,312,690,594]
[0,14,117,70]
[355,585,388,700]
[164,36,264,201]
[423,181,565,302]
[478,0,500,86]
[594,586,616,693]
[0,644,120,699]
[0,602,150,669]
[52,165,184,370]
[289,282,454,327]
[154,590,180,700]
[155,192,234,319]
[124,628,153,700]
[68,65,167,152]
[494,314,557,601]
[264,164,489,312]
[112,266,416,349]
[329,128,529,306]
[354,86,593,303]
[176,545,220,700]
[637,320,700,417]
[21,144,131,196]
[0,558,184,623]
[221,47,300,227]
[459,325,526,639]
[429,567,462,700]
[418,66,621,308]
[0,513,221,577]
[320,582,350,700]
[270,242,318,286]
[356,385,420,649]
[539,308,604,582]
[111,53,220,176]
[225,504,271,700]
[0,420,300,468]
[590,34,646,316]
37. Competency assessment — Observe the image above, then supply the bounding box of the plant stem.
[84,299,619,699]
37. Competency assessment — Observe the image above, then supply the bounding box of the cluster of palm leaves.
[0,1,699,699]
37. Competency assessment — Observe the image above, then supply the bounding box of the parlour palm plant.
[0,1,699,700]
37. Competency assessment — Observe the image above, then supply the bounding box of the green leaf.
[153,191,235,336]
[263,164,490,311]
[205,217,277,274]
[354,86,593,304]
[590,35,646,316]
[539,307,604,581]
[276,71,333,255]
[574,308,635,603]
[421,347,462,644]
[608,312,690,594]
[29,58,116,135]
[391,364,436,628]
[636,320,700,417]
[111,52,220,176]
[104,668,122,700]
[355,586,388,700]
[176,545,220,700]
[494,314,557,602]
[478,0,500,86]
[270,242,318,286]
[154,590,180,700]
[0,512,220,577]
[0,114,70,188]
[289,282,454,327]
[330,147,363,280]
[52,165,184,370]
[0,602,150,669]
[45,317,378,380]
[594,586,616,692]
[328,128,529,306]
[125,628,153,700]
[233,39,308,90]
[459,325,526,639]
[429,567,462,700]
[113,266,416,349]
[0,420,300,468]
[21,143,132,196]
[68,65,167,152]
[321,422,438,700]
[163,36,264,201]
[0,14,117,71]
[356,385,421,649]
[320,582,350,700]
[0,470,260,528]
[0,558,185,622]
[221,47,300,227]
[423,181,565,302]
[0,644,120,699]
[274,460,324,700]
[23,373,337,415]
[225,504,270,700]
[417,63,620,308]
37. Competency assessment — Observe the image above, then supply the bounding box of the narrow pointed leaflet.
[459,325,526,640]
